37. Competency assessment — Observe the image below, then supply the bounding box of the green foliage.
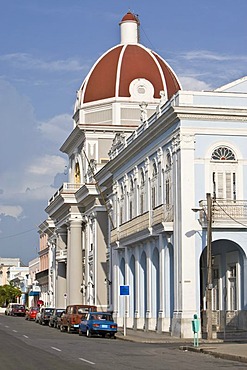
[0,284,22,306]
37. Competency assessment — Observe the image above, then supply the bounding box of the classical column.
[158,235,165,332]
[134,247,140,330]
[145,242,152,331]
[67,219,83,305]
[55,228,67,308]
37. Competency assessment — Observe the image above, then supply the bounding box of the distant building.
[36,219,55,307]
[0,257,25,286]
[0,258,28,305]
[27,257,41,307]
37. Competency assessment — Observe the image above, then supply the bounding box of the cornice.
[60,125,85,155]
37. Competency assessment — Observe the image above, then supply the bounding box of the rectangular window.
[233,172,236,201]
[129,201,133,220]
[151,187,156,209]
[120,207,123,225]
[212,171,237,200]
[140,193,144,214]
[228,264,237,310]
[165,178,170,205]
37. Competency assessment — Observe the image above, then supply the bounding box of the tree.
[0,284,22,306]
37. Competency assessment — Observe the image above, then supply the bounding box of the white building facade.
[99,78,247,337]
[43,11,247,338]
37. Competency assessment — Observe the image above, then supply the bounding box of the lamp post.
[192,193,213,340]
[206,193,213,340]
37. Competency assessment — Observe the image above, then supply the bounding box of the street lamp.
[193,193,213,340]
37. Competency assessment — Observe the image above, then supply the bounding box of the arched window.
[165,151,172,206]
[211,147,236,161]
[118,182,125,225]
[211,146,237,200]
[129,177,135,220]
[151,161,158,209]
[74,163,81,184]
[139,169,145,214]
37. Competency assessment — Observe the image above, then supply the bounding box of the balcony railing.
[111,205,174,243]
[48,183,82,204]
[152,204,174,226]
[199,199,247,226]
[111,212,149,242]
[120,211,149,239]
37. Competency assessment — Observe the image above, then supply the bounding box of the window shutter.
[225,172,232,199]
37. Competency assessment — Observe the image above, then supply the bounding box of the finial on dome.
[120,11,140,44]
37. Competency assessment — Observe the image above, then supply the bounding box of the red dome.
[80,44,181,104]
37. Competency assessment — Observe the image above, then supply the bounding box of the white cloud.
[0,53,87,72]
[26,154,67,176]
[181,50,247,62]
[38,114,72,144]
[179,76,212,91]
[0,205,23,219]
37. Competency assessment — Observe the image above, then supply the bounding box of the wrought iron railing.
[199,199,247,226]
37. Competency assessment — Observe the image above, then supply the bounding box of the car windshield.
[13,305,24,309]
[56,310,64,315]
[45,309,54,313]
[90,314,113,321]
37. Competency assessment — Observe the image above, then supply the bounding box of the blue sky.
[0,0,246,264]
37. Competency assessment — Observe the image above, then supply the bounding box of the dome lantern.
[120,11,140,44]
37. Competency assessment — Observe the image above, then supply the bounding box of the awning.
[29,291,40,296]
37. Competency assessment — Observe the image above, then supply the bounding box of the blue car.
[79,312,117,338]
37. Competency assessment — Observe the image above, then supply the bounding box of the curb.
[180,345,247,364]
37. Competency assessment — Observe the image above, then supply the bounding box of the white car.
[35,311,41,323]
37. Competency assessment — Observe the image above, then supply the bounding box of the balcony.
[48,183,82,205]
[199,199,247,228]
[111,212,149,243]
[110,204,174,244]
[152,204,174,226]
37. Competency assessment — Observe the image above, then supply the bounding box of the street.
[0,315,247,370]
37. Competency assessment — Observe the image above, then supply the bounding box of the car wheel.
[102,333,106,338]
[86,328,91,338]
[78,329,83,336]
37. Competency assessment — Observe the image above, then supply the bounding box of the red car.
[11,304,26,317]
[25,307,39,321]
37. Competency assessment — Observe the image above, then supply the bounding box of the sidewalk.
[116,329,247,364]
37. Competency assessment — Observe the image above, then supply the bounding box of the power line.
[214,200,247,228]
[0,227,37,240]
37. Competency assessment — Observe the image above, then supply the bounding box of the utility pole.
[206,193,213,340]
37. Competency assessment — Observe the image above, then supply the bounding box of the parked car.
[39,307,55,325]
[79,312,117,338]
[35,310,41,323]
[49,308,65,328]
[5,303,14,316]
[60,304,97,333]
[10,304,26,317]
[5,303,25,316]
[56,311,65,330]
[25,307,40,321]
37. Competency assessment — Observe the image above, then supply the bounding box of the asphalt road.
[1,315,247,370]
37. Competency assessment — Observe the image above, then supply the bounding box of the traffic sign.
[120,285,130,296]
